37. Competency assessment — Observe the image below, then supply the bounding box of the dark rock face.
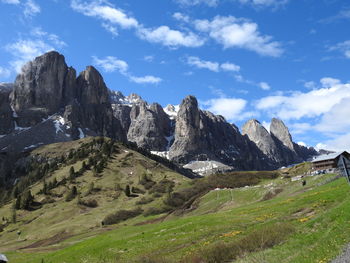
[127,102,171,151]
[270,118,294,151]
[242,119,282,164]
[75,66,124,139]
[0,83,14,134]
[242,118,316,167]
[169,96,201,162]
[11,51,76,126]
[169,96,270,170]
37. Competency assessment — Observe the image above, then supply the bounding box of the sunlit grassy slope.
[1,140,349,263]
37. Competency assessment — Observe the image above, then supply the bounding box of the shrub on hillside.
[136,197,154,205]
[65,186,78,202]
[102,207,143,225]
[149,179,175,195]
[143,206,172,217]
[78,198,98,208]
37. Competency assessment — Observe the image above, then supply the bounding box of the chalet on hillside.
[312,151,350,177]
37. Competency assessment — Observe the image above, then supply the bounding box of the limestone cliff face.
[242,119,282,164]
[0,83,14,134]
[168,96,271,170]
[270,118,295,151]
[11,51,76,126]
[127,102,171,151]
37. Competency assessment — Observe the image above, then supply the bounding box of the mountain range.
[0,51,317,181]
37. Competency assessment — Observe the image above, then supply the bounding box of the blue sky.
[1,0,350,151]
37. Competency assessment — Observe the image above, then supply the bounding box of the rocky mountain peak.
[10,51,76,126]
[126,93,144,104]
[270,118,294,151]
[242,119,281,163]
[77,66,109,105]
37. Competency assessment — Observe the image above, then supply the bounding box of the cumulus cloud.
[31,27,67,47]
[23,0,40,17]
[173,12,190,23]
[316,134,350,152]
[202,97,255,121]
[71,0,204,48]
[71,0,138,29]
[256,77,350,120]
[137,26,205,48]
[194,16,283,57]
[6,39,54,72]
[259,82,271,90]
[92,55,162,84]
[187,56,240,72]
[92,56,128,74]
[5,28,66,73]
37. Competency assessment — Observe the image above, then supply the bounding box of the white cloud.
[71,1,204,48]
[174,0,218,7]
[316,134,350,152]
[71,0,138,29]
[202,97,253,121]
[92,56,128,73]
[137,26,205,48]
[259,82,271,90]
[329,40,350,59]
[187,56,219,72]
[256,78,350,120]
[92,55,162,84]
[315,97,350,134]
[237,0,289,8]
[221,62,240,72]
[1,0,20,4]
[23,0,40,18]
[6,39,54,72]
[101,23,118,37]
[297,141,306,147]
[262,120,271,131]
[0,67,11,78]
[187,56,240,72]
[194,16,283,57]
[144,55,154,62]
[31,28,67,48]
[129,75,162,84]
[173,12,190,23]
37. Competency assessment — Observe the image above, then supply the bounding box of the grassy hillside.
[0,137,190,256]
[1,141,349,263]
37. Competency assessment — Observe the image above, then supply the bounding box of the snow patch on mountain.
[164,104,179,120]
[183,160,234,176]
[151,151,170,160]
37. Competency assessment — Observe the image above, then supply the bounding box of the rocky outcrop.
[11,51,76,126]
[75,66,122,139]
[270,118,295,151]
[169,96,270,170]
[0,83,14,134]
[127,102,171,151]
[242,119,282,164]
[242,118,316,166]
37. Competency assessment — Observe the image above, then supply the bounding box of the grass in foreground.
[3,172,350,263]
